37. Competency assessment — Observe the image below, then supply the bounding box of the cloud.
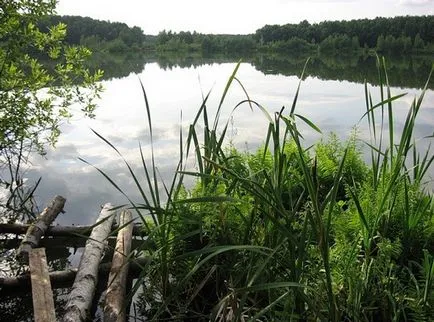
[400,0,434,6]
[279,0,356,2]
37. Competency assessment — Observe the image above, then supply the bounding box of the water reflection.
[1,53,432,320]
[21,57,433,228]
[91,51,433,90]
[253,54,433,90]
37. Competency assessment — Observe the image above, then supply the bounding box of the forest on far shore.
[39,15,434,54]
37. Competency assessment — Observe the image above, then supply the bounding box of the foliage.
[260,37,316,54]
[148,16,434,54]
[153,30,256,54]
[256,15,434,52]
[87,58,434,321]
[39,15,145,52]
[0,0,104,224]
[319,34,360,53]
[0,0,103,155]
[37,15,434,55]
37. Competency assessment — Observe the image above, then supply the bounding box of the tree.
[0,0,103,156]
[376,34,385,52]
[179,31,193,45]
[157,30,170,45]
[351,36,360,51]
[414,33,425,50]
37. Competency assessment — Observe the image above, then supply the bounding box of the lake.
[1,52,433,320]
[25,53,434,228]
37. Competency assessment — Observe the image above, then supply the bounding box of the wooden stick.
[29,248,56,322]
[104,210,134,322]
[0,222,143,236]
[16,195,66,264]
[0,257,150,295]
[62,203,116,322]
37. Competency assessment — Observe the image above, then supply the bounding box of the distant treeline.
[256,15,434,54]
[154,15,434,54]
[152,31,256,53]
[39,15,145,53]
[41,15,434,54]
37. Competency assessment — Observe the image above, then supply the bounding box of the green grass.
[86,57,434,321]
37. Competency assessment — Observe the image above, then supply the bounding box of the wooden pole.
[104,210,134,322]
[62,203,116,322]
[29,248,56,322]
[16,195,66,264]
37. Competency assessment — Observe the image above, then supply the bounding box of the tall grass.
[85,58,434,321]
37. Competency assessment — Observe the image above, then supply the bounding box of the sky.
[55,0,434,35]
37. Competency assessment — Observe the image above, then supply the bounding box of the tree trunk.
[16,195,66,264]
[104,210,134,322]
[62,203,116,322]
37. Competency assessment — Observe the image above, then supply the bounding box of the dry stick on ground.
[104,209,134,322]
[62,203,116,322]
[0,257,151,295]
[16,195,66,264]
[29,248,56,322]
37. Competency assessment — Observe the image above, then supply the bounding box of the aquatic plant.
[87,58,434,321]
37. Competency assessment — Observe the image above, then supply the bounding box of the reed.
[85,58,434,321]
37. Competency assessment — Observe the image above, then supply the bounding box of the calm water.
[0,53,433,320]
[26,54,434,226]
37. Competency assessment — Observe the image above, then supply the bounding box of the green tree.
[0,0,103,155]
[414,33,425,50]
[402,35,412,53]
[376,34,385,52]
[351,35,360,51]
[179,31,193,44]
[157,30,170,45]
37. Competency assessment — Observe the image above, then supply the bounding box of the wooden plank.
[62,203,116,322]
[16,195,66,264]
[104,210,134,322]
[29,248,56,322]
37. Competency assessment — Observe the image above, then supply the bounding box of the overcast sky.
[56,0,434,35]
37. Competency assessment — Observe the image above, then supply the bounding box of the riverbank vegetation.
[88,59,434,321]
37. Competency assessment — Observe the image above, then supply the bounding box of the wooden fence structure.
[0,195,149,322]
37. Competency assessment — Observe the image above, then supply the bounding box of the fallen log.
[1,235,148,250]
[62,203,116,322]
[29,248,56,322]
[104,210,133,322]
[16,195,66,264]
[0,222,143,237]
[0,257,150,295]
